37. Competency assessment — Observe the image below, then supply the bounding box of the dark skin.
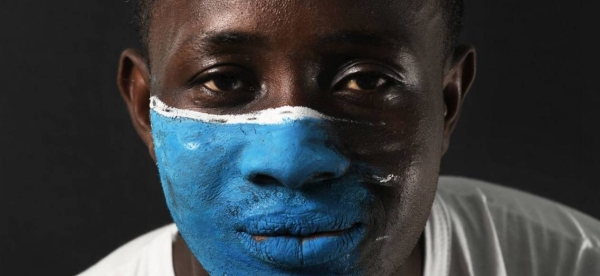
[118,0,475,275]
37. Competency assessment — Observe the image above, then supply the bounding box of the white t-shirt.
[78,176,600,276]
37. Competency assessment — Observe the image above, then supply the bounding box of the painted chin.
[237,219,365,268]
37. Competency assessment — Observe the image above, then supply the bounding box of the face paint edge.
[150,96,384,126]
[151,96,344,124]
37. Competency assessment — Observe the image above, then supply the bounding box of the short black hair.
[130,0,464,59]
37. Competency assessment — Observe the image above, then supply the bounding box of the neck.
[396,234,425,276]
[172,234,208,276]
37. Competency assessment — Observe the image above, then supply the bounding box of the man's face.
[121,0,474,274]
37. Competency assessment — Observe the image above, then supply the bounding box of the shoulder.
[77,224,177,276]
[437,176,600,241]
[435,176,600,276]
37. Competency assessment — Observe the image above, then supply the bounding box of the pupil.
[355,75,381,90]
[214,76,239,91]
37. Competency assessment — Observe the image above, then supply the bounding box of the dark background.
[0,0,594,275]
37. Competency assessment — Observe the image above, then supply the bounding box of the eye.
[202,75,245,92]
[332,63,409,110]
[344,73,388,91]
[186,66,258,108]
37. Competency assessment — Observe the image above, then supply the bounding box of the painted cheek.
[152,113,243,210]
[151,111,257,274]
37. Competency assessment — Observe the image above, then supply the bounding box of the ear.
[117,48,156,161]
[442,44,476,155]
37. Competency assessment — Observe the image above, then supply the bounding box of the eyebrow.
[203,31,265,45]
[180,31,268,52]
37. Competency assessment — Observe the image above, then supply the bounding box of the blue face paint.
[150,97,375,275]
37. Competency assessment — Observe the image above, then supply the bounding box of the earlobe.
[441,44,477,154]
[117,49,156,160]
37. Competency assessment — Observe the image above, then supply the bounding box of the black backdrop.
[0,0,595,275]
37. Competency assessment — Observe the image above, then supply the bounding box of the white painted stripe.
[150,96,363,125]
[367,174,398,187]
[372,174,398,183]
[375,235,390,242]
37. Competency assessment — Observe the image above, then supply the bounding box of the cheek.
[337,91,443,168]
[152,117,242,212]
[150,112,262,271]
[337,115,441,260]
[354,152,438,272]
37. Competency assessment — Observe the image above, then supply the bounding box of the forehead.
[148,0,445,65]
[153,0,441,30]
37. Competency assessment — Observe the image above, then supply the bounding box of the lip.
[239,213,358,235]
[237,214,365,267]
[251,226,354,242]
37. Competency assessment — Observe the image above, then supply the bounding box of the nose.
[239,122,350,189]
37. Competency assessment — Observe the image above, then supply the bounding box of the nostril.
[248,173,280,185]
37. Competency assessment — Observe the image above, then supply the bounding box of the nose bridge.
[265,57,316,108]
[239,120,349,189]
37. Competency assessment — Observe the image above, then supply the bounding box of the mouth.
[251,225,356,242]
[237,215,365,267]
